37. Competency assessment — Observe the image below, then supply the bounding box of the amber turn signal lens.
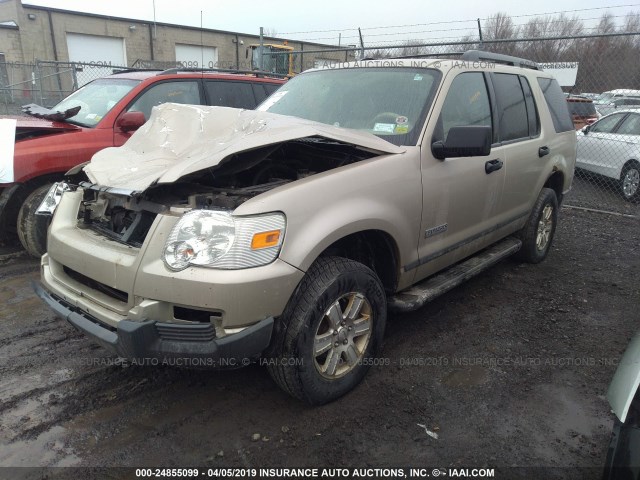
[251,230,281,250]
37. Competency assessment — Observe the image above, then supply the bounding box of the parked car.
[602,331,640,479]
[596,97,640,117]
[566,95,599,130]
[0,69,285,257]
[576,111,640,202]
[595,89,640,105]
[34,51,577,404]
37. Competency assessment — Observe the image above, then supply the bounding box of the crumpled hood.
[84,103,405,192]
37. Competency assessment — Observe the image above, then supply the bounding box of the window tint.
[127,81,200,120]
[616,114,640,135]
[264,83,280,96]
[567,100,597,116]
[537,77,574,133]
[520,76,540,137]
[439,72,492,142]
[206,81,256,109]
[591,113,626,134]
[251,83,280,104]
[493,73,528,141]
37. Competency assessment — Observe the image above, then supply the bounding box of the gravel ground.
[0,207,638,480]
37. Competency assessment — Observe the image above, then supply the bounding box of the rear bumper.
[33,281,274,367]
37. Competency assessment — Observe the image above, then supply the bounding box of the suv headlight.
[36,182,71,215]
[163,210,285,271]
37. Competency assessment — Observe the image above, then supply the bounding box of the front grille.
[86,209,156,248]
[155,323,216,342]
[63,266,128,303]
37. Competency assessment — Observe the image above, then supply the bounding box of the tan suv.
[35,51,577,404]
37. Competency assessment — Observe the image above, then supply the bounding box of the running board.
[389,237,522,313]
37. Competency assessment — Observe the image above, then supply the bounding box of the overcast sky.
[23,0,640,45]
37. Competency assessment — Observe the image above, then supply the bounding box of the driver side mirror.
[431,125,492,160]
[582,124,591,134]
[116,111,146,133]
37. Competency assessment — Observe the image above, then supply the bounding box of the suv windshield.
[52,78,140,127]
[259,67,441,146]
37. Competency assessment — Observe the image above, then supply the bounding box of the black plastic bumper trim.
[33,281,274,364]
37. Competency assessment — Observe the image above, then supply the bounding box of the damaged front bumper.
[33,281,274,366]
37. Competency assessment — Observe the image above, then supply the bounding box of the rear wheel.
[17,184,52,257]
[620,161,640,202]
[267,256,386,405]
[515,188,558,264]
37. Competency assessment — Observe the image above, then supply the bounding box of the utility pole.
[358,28,365,59]
[477,18,483,49]
[259,27,264,70]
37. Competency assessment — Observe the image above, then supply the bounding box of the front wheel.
[620,162,640,202]
[515,188,558,264]
[17,184,52,258]
[267,256,386,405]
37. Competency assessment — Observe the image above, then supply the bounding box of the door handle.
[485,159,503,174]
[538,146,550,157]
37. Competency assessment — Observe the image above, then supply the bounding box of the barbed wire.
[296,17,638,44]
[279,3,640,36]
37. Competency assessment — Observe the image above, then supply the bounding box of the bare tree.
[262,27,279,38]
[482,12,519,54]
[398,39,429,57]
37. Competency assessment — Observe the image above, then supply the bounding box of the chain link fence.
[1,34,639,216]
[272,33,640,217]
[0,60,128,115]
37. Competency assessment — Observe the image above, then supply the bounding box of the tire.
[267,256,387,405]
[17,184,52,258]
[0,185,28,247]
[514,187,558,264]
[620,161,640,203]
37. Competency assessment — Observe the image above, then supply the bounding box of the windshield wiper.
[21,103,81,122]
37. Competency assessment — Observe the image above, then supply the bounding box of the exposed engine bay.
[73,137,378,247]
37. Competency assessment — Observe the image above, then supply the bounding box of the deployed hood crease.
[84,103,405,192]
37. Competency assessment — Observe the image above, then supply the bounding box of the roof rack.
[461,50,539,70]
[157,67,288,79]
[110,68,163,74]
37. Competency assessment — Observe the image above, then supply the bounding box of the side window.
[591,113,626,134]
[127,81,201,120]
[438,72,492,142]
[205,81,257,109]
[493,73,529,142]
[537,77,574,133]
[264,84,280,96]
[616,114,640,135]
[251,83,279,104]
[520,76,540,137]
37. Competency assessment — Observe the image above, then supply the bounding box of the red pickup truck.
[0,69,285,256]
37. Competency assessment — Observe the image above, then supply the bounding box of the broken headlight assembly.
[36,182,71,215]
[163,210,285,271]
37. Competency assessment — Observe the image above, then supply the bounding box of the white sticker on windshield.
[373,123,395,133]
[0,119,16,183]
[257,90,288,111]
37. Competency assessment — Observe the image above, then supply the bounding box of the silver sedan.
[577,110,640,202]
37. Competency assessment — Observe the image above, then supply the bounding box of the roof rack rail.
[462,50,539,70]
[157,67,288,78]
[110,68,163,74]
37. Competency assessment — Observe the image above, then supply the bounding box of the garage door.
[66,33,126,86]
[175,44,218,69]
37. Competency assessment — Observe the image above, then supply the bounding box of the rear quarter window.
[537,77,574,133]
